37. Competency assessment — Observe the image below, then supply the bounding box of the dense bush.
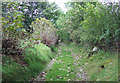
[70,30,81,43]
[2,2,59,81]
[80,2,119,50]
[30,18,58,47]
[2,2,61,55]
[57,2,119,51]
[57,28,71,43]
[2,5,28,56]
[2,2,62,32]
[56,15,72,43]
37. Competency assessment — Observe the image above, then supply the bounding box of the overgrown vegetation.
[57,2,120,51]
[30,18,58,47]
[1,1,119,82]
[2,2,59,81]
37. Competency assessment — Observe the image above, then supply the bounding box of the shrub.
[80,2,119,50]
[56,28,71,43]
[2,10,28,56]
[2,38,23,56]
[30,18,58,47]
[70,30,81,43]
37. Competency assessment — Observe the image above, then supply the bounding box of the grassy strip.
[45,45,76,81]
[2,42,55,81]
[71,44,118,81]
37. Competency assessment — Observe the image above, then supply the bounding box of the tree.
[2,2,62,32]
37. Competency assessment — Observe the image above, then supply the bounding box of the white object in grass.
[92,46,98,52]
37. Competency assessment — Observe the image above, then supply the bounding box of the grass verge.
[71,44,118,81]
[2,41,55,81]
